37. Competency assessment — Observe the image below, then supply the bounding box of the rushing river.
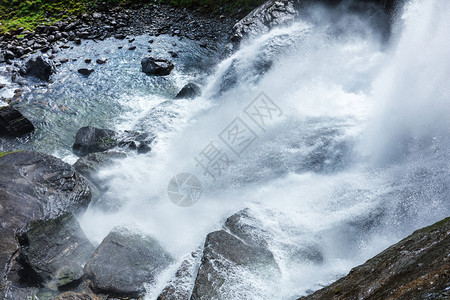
[1,0,450,298]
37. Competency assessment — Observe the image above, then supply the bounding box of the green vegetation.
[0,0,265,34]
[0,0,136,34]
[0,150,22,158]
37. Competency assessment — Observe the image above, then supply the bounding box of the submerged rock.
[19,55,56,81]
[0,151,91,298]
[175,83,201,99]
[84,227,174,298]
[17,213,95,289]
[72,126,118,157]
[299,217,450,300]
[141,57,174,76]
[0,105,34,137]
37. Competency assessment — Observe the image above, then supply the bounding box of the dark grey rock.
[96,58,107,64]
[84,227,174,298]
[19,55,56,81]
[73,151,127,191]
[72,126,118,157]
[17,213,95,288]
[141,57,174,76]
[0,105,34,137]
[77,68,94,77]
[191,229,279,299]
[0,151,91,298]
[175,83,201,99]
[300,217,450,300]
[157,248,202,300]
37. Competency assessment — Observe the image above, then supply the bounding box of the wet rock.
[158,248,202,300]
[117,130,154,153]
[0,151,91,298]
[191,229,279,299]
[114,33,126,39]
[3,50,16,60]
[19,55,56,81]
[72,126,118,157]
[232,0,297,44]
[84,227,174,298]
[96,58,107,64]
[141,57,174,76]
[17,213,95,288]
[54,291,101,300]
[192,210,282,299]
[0,105,34,137]
[175,83,201,99]
[299,217,450,300]
[77,68,94,76]
[73,151,127,192]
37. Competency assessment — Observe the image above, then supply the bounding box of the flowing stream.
[1,0,450,298]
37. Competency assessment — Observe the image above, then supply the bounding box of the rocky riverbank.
[0,2,237,65]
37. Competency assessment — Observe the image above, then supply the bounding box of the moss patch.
[0,150,22,158]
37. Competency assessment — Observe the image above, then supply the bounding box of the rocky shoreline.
[0,2,237,65]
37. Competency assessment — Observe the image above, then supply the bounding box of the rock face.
[0,151,91,298]
[232,0,298,43]
[19,55,56,81]
[84,227,174,298]
[299,217,450,300]
[191,210,279,300]
[0,105,34,136]
[232,0,403,46]
[157,248,202,300]
[175,83,201,99]
[17,213,95,289]
[141,57,174,76]
[72,126,118,157]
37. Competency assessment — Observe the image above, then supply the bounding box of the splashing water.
[3,0,449,298]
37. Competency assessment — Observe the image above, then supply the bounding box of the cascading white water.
[73,0,450,298]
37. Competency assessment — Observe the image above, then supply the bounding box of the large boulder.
[141,57,174,76]
[0,105,34,137]
[0,151,91,298]
[19,55,56,81]
[84,227,174,298]
[175,83,201,99]
[299,217,450,300]
[17,213,95,290]
[191,209,280,299]
[72,126,118,157]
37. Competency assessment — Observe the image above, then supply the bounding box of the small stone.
[96,58,107,64]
